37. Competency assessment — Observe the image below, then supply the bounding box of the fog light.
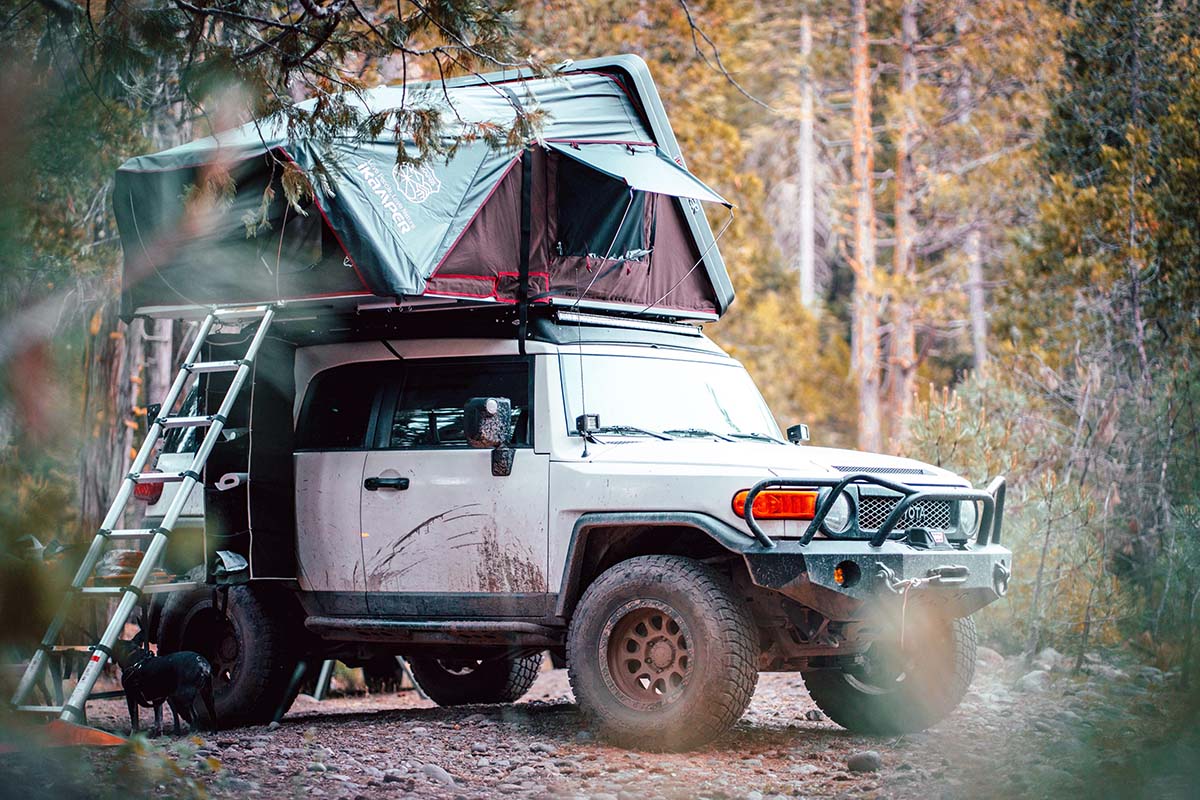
[834,560,861,588]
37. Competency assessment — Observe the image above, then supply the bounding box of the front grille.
[858,496,953,531]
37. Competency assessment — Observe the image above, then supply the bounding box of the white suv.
[146,311,1010,750]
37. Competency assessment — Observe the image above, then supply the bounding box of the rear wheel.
[566,555,758,751]
[407,653,541,706]
[156,569,299,727]
[802,612,977,735]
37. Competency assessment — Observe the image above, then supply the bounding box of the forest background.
[1,0,1200,694]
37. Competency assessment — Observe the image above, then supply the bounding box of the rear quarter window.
[296,362,393,450]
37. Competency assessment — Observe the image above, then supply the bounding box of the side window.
[297,363,388,450]
[389,360,530,448]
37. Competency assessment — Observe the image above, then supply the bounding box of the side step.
[304,616,565,647]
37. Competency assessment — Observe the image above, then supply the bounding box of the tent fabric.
[115,67,729,317]
[545,142,728,205]
[424,147,718,315]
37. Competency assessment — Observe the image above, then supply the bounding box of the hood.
[580,439,967,486]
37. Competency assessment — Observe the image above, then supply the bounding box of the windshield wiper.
[592,425,675,441]
[664,427,735,442]
[728,432,788,445]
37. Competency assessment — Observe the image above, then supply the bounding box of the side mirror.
[787,423,810,444]
[465,397,515,477]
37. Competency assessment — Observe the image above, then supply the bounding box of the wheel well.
[559,524,742,618]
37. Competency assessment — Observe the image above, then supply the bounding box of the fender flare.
[554,512,756,618]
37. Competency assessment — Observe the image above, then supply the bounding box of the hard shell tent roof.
[115,55,735,321]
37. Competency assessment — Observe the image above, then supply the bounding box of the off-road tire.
[802,613,977,735]
[566,555,759,751]
[407,653,541,706]
[156,567,299,727]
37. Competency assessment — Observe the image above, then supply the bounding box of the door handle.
[364,476,410,491]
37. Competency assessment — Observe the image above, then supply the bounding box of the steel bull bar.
[737,474,1010,620]
[740,472,1006,549]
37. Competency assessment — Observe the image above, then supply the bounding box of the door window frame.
[294,361,399,452]
[370,355,536,451]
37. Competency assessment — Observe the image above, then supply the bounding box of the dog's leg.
[152,702,163,738]
[167,698,182,737]
[200,680,218,731]
[126,691,140,734]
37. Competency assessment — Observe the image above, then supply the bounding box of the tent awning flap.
[545,142,730,206]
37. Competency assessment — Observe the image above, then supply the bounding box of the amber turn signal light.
[732,489,819,519]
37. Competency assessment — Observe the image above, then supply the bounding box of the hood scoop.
[833,465,927,476]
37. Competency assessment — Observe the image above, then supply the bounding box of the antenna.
[570,188,638,457]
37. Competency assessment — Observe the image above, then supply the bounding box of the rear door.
[360,357,551,617]
[293,362,392,614]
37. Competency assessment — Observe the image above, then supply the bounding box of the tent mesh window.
[554,156,647,260]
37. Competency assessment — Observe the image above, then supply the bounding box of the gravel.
[61,654,1163,799]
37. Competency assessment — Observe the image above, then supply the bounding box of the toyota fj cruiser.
[143,309,1010,751]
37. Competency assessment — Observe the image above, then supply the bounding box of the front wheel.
[566,555,759,751]
[407,653,541,706]
[802,612,977,735]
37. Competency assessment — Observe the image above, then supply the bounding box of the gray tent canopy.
[115,56,734,320]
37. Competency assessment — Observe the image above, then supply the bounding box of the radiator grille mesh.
[857,496,953,531]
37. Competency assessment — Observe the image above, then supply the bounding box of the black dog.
[113,638,217,736]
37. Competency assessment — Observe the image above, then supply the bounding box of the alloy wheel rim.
[599,599,694,711]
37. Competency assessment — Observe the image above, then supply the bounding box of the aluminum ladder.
[10,303,276,724]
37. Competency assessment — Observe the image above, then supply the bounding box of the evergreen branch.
[676,0,775,112]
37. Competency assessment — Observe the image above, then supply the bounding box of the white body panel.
[295,451,367,593]
[359,449,550,598]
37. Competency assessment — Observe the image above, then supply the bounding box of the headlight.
[959,499,980,535]
[824,492,852,534]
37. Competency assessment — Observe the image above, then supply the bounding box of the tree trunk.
[956,9,988,375]
[798,11,816,308]
[78,296,131,538]
[850,0,882,452]
[888,0,919,447]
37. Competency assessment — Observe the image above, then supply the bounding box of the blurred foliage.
[1,0,1199,739]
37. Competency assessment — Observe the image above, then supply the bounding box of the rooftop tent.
[115,56,735,321]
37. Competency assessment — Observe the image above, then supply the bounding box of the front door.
[360,357,551,617]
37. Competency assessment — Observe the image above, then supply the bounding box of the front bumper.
[742,539,1011,620]
[739,473,1011,620]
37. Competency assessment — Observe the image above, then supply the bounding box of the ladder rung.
[77,581,201,596]
[15,705,62,714]
[88,690,126,701]
[131,471,188,484]
[212,305,270,319]
[185,359,245,374]
[46,645,96,653]
[156,415,216,429]
[103,528,159,541]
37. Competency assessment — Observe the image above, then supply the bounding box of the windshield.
[560,352,781,439]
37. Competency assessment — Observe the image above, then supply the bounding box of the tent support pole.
[517,146,534,355]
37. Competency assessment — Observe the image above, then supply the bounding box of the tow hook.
[993,561,1011,596]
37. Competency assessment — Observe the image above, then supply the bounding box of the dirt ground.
[28,646,1188,800]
